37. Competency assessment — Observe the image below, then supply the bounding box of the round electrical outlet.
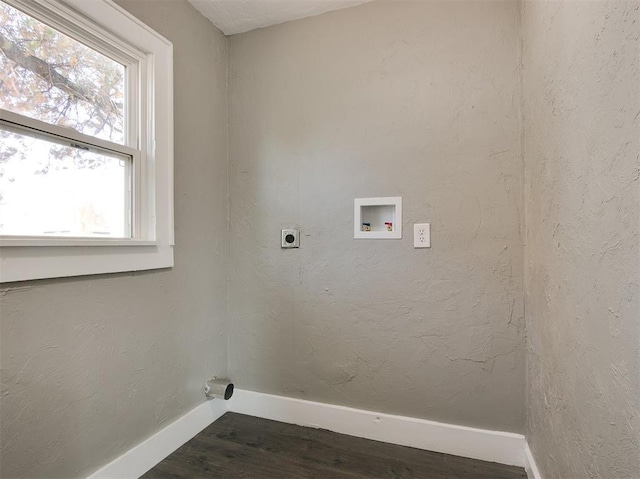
[281,229,300,248]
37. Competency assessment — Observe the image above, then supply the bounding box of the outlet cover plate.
[281,229,300,248]
[414,223,431,248]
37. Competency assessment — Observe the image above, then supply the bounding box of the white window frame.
[0,0,174,283]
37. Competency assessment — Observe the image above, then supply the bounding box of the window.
[0,0,174,282]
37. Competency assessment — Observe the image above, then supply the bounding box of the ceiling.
[187,0,375,35]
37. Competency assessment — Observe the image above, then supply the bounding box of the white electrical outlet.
[414,223,431,248]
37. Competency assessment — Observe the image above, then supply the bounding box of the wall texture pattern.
[228,0,525,433]
[0,1,229,477]
[522,1,640,477]
[5,1,638,477]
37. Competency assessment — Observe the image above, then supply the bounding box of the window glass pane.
[0,1,126,144]
[0,125,131,238]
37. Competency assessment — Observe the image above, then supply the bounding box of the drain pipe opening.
[204,377,234,400]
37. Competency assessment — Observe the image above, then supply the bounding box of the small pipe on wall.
[204,377,234,400]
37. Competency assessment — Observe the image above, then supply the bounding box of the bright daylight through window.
[0,1,130,238]
[0,0,174,282]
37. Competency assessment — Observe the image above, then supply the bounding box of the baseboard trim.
[228,389,527,468]
[524,443,543,479]
[87,399,226,479]
[86,389,539,477]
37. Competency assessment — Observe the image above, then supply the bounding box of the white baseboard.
[228,389,527,468]
[87,399,226,479]
[86,389,539,478]
[524,443,543,479]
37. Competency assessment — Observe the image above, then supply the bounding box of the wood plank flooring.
[143,412,527,479]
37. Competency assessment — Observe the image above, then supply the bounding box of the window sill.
[0,243,174,283]
[0,238,158,247]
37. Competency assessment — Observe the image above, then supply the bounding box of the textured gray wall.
[522,1,640,477]
[7,1,636,476]
[228,0,525,433]
[0,1,228,477]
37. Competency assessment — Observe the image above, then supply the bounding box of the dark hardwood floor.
[143,412,527,479]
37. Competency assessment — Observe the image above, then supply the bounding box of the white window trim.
[0,0,174,283]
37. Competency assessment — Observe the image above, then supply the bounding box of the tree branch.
[0,31,122,120]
